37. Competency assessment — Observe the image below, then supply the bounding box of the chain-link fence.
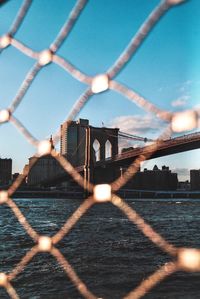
[0,0,200,298]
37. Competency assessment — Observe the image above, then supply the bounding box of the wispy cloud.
[110,114,165,135]
[109,114,166,151]
[171,95,190,107]
[179,80,192,93]
[158,80,193,94]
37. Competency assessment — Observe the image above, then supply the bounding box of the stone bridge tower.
[60,118,119,186]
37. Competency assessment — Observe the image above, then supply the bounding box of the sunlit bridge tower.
[60,119,89,167]
[60,119,119,185]
[60,118,119,166]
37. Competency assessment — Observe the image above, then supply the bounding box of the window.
[93,139,101,161]
[105,140,112,159]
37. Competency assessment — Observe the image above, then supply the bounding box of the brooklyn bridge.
[28,119,200,187]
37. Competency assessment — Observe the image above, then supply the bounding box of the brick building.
[27,137,64,186]
[190,169,200,190]
[27,155,64,186]
[0,158,12,185]
[125,165,178,191]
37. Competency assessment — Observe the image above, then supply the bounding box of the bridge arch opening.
[93,139,101,162]
[105,139,112,159]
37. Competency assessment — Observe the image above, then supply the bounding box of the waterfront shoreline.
[11,189,200,199]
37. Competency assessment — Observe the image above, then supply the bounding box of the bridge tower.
[60,118,119,186]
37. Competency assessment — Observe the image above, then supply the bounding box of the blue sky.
[0,0,200,180]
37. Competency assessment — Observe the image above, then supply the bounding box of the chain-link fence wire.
[0,0,200,298]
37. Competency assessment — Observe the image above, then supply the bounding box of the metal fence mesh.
[0,0,200,298]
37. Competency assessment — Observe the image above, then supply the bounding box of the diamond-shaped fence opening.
[0,0,200,298]
[56,201,172,298]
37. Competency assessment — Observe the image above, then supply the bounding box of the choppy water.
[1,198,200,299]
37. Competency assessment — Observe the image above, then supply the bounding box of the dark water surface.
[1,198,200,299]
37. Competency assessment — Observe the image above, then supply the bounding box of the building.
[27,137,64,186]
[0,158,12,185]
[125,165,178,190]
[60,119,89,166]
[177,180,190,191]
[12,172,27,188]
[60,118,119,167]
[27,155,64,186]
[12,173,20,180]
[190,169,200,190]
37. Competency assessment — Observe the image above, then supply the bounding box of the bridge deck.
[94,132,200,166]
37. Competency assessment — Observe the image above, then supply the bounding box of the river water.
[1,198,200,299]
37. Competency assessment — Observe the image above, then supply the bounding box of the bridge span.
[102,131,200,167]
[41,131,200,186]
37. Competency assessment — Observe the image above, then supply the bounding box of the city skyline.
[0,0,200,181]
[1,118,200,185]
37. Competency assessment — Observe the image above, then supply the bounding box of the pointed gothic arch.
[93,139,101,162]
[105,139,112,159]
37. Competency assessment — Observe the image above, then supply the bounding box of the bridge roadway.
[42,132,200,186]
[66,132,200,175]
[97,131,200,167]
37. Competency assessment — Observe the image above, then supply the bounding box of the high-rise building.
[0,158,12,185]
[190,169,200,190]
